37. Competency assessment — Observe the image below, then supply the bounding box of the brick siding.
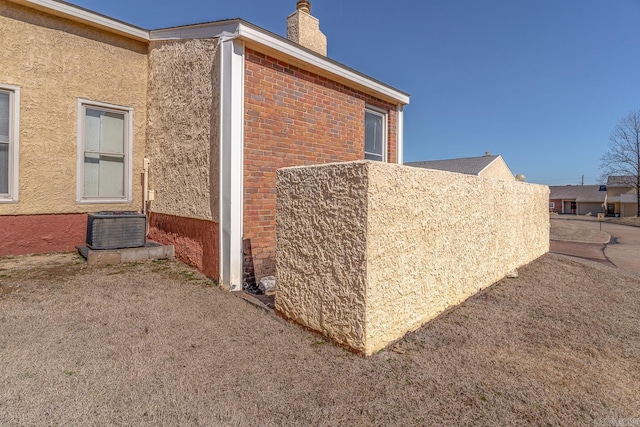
[243,48,398,287]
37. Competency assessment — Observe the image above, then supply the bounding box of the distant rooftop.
[549,185,605,203]
[607,175,637,187]
[405,155,500,176]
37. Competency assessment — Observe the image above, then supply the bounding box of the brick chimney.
[287,1,327,56]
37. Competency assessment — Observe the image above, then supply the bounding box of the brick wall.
[243,48,399,287]
[549,199,562,213]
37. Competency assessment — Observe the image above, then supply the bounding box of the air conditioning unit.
[86,211,147,250]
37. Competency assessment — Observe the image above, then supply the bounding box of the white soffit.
[6,0,149,41]
[151,21,410,106]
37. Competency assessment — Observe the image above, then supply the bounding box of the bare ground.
[1,252,639,426]
[607,217,640,228]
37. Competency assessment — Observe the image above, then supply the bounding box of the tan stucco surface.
[286,11,327,56]
[276,161,550,355]
[0,1,147,215]
[480,156,515,180]
[275,162,369,350]
[146,38,220,222]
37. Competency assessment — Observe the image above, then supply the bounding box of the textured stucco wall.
[147,38,220,222]
[286,10,327,56]
[276,161,550,355]
[364,162,549,354]
[276,162,369,350]
[480,157,514,180]
[0,1,148,215]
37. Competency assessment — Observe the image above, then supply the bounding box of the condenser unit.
[86,212,147,250]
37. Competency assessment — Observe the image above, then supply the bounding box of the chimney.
[287,1,327,56]
[484,151,491,157]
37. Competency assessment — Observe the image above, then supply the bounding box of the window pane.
[101,111,125,154]
[365,110,383,157]
[84,153,100,197]
[99,154,124,197]
[0,92,9,143]
[0,142,8,194]
[84,108,102,152]
[365,152,382,161]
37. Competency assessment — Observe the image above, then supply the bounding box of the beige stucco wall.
[276,162,369,350]
[480,157,514,180]
[0,1,148,215]
[608,187,636,197]
[276,161,550,355]
[146,38,220,221]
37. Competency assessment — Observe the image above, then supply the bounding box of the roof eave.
[6,0,150,42]
[150,21,410,106]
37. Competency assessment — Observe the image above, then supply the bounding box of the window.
[77,100,132,203]
[364,107,387,162]
[549,202,555,209]
[0,84,20,203]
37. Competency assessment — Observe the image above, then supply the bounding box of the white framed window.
[76,99,133,203]
[0,84,20,203]
[364,106,387,162]
[549,202,555,209]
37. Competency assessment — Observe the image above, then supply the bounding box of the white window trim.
[549,202,555,209]
[76,99,133,204]
[364,105,388,162]
[0,84,20,203]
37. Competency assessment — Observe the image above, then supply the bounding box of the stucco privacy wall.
[276,161,550,355]
[146,38,221,278]
[243,48,398,286]
[0,1,147,254]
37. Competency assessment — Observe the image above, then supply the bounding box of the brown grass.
[0,252,639,426]
[607,216,640,228]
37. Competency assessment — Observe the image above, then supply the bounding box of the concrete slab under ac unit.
[76,241,175,267]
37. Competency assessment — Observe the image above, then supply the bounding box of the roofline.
[477,154,514,177]
[6,0,150,41]
[150,20,410,105]
[6,1,410,105]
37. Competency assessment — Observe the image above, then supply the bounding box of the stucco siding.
[364,162,549,353]
[147,38,220,222]
[0,0,148,216]
[276,161,550,355]
[480,157,514,180]
[275,162,369,349]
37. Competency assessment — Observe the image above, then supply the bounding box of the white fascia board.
[150,21,410,106]
[237,24,409,106]
[7,0,149,41]
[150,21,240,41]
[396,106,404,164]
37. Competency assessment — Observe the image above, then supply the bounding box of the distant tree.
[600,110,640,216]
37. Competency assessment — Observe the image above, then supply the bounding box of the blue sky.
[67,0,640,185]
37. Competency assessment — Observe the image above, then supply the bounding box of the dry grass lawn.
[0,252,639,426]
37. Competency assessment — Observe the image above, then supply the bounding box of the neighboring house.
[548,185,605,215]
[0,0,409,291]
[405,153,515,181]
[605,175,638,217]
[549,176,639,217]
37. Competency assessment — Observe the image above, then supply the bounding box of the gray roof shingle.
[549,185,606,203]
[606,175,637,187]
